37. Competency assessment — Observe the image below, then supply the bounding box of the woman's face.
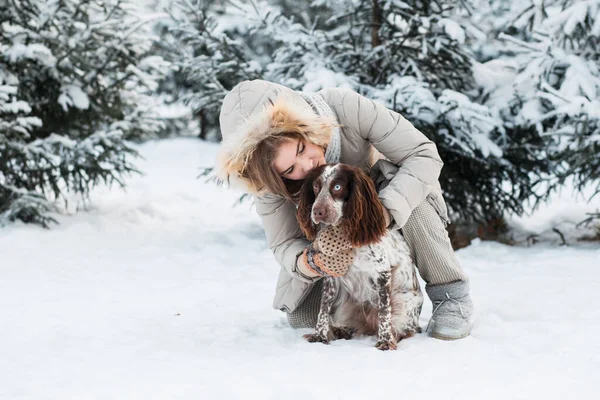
[273,138,325,181]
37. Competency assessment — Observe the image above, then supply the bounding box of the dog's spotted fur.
[297,163,423,350]
[303,277,336,343]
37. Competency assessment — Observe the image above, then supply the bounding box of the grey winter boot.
[425,281,474,340]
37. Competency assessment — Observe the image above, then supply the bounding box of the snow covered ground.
[1,138,599,400]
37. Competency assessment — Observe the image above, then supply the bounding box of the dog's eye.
[333,184,341,191]
[313,181,319,192]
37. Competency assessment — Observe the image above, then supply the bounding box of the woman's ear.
[344,167,387,246]
[296,173,318,241]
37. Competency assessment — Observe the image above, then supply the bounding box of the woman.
[216,79,473,340]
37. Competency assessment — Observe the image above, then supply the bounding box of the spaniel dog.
[296,163,423,350]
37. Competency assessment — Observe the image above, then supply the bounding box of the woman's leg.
[401,200,474,340]
[286,279,323,329]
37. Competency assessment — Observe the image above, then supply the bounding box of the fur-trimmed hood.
[216,80,336,194]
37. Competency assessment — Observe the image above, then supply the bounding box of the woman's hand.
[383,207,392,228]
[297,225,356,278]
[296,254,322,278]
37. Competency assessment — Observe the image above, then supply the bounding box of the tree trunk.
[198,110,207,140]
[371,0,382,48]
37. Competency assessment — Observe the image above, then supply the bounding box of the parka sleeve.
[253,193,320,284]
[324,87,444,228]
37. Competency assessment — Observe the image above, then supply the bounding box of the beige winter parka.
[217,80,449,313]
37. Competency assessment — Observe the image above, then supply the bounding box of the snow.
[302,67,357,92]
[558,55,600,101]
[3,42,57,67]
[58,84,90,111]
[213,1,280,35]
[593,9,600,36]
[438,89,504,157]
[376,76,440,124]
[0,99,32,114]
[508,178,600,245]
[544,1,590,36]
[388,13,410,34]
[472,60,518,109]
[438,18,466,44]
[1,138,599,399]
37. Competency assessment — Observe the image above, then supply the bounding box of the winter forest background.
[1,0,599,245]
[2,1,600,399]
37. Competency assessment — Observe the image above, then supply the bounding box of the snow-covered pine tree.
[267,0,551,223]
[163,0,271,140]
[167,0,551,224]
[487,0,600,198]
[0,0,170,227]
[162,0,337,140]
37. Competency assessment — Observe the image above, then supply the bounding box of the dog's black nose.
[313,204,329,223]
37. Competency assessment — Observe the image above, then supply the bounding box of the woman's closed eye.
[282,142,305,176]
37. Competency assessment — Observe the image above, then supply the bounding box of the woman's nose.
[301,156,315,173]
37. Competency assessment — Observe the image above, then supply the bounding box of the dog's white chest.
[337,230,412,304]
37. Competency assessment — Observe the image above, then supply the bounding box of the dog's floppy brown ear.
[344,167,387,246]
[296,172,318,241]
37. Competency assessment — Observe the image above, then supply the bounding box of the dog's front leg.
[303,277,336,344]
[375,269,397,351]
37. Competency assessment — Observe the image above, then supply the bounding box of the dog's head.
[296,163,387,247]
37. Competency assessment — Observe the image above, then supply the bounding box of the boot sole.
[430,331,470,341]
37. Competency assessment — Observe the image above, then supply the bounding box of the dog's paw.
[331,326,354,340]
[375,339,397,351]
[303,333,330,344]
[396,330,418,342]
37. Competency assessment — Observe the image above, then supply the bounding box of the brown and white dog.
[296,163,423,350]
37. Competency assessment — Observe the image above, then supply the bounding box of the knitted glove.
[299,225,355,278]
